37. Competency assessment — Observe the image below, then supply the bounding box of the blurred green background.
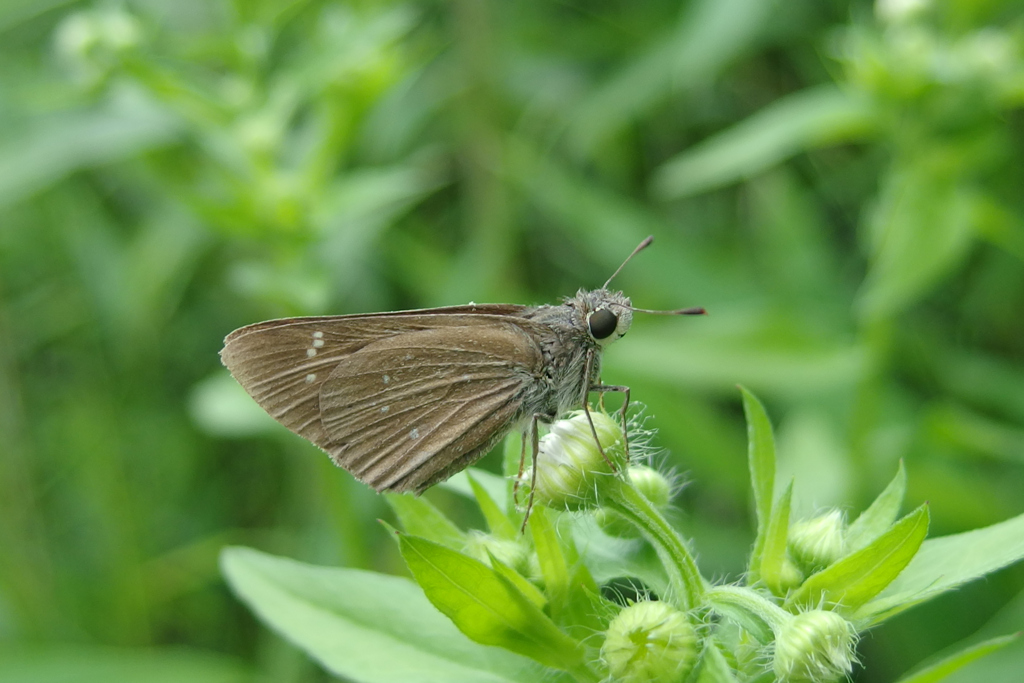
[1,0,1023,681]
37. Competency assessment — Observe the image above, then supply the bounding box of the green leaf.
[893,633,1020,683]
[398,535,592,677]
[469,472,518,540]
[846,461,906,552]
[221,547,559,683]
[528,506,571,619]
[694,638,740,683]
[487,554,547,611]
[385,493,466,548]
[787,505,929,612]
[705,587,775,645]
[652,86,874,199]
[858,510,1024,624]
[0,88,180,208]
[570,0,782,154]
[441,468,509,511]
[610,328,868,398]
[572,517,671,599]
[760,480,793,596]
[741,386,776,584]
[0,644,247,683]
[857,169,977,322]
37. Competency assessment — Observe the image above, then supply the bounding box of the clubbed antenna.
[631,306,707,316]
[603,236,654,289]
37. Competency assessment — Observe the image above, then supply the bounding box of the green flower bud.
[601,600,698,683]
[528,411,627,512]
[776,555,806,593]
[773,610,857,683]
[789,510,845,575]
[627,464,672,508]
[596,465,672,538]
[463,532,531,576]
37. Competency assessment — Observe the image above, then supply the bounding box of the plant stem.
[603,478,705,610]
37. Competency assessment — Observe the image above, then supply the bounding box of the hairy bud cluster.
[601,600,698,683]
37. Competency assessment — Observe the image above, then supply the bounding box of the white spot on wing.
[312,339,325,348]
[305,373,316,383]
[380,406,389,413]
[382,374,390,384]
[306,348,317,358]
[312,331,324,339]
[409,428,420,440]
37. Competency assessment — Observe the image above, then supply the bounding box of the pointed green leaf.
[653,86,873,199]
[221,547,561,683]
[469,472,518,540]
[857,171,976,322]
[0,91,180,208]
[846,461,906,552]
[570,0,784,155]
[528,506,571,619]
[787,505,929,612]
[487,554,547,610]
[760,480,794,595]
[441,468,509,511]
[858,510,1024,624]
[893,633,1020,683]
[741,386,776,584]
[694,638,740,683]
[385,494,465,548]
[398,535,591,677]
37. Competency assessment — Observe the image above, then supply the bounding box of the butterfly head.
[573,289,634,347]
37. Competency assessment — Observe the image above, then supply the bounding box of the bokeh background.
[2,0,1023,681]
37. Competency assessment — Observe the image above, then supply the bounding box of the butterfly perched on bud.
[221,236,704,493]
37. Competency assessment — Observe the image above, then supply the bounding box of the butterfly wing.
[318,323,545,493]
[219,306,543,492]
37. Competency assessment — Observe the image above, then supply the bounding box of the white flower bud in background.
[773,610,858,683]
[54,7,142,83]
[876,0,930,24]
[601,600,698,683]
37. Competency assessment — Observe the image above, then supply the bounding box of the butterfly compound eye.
[588,309,619,340]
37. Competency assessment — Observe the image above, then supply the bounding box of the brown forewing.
[318,323,544,492]
[219,306,541,490]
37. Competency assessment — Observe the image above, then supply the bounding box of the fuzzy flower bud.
[773,610,858,683]
[528,411,628,512]
[595,465,672,538]
[776,556,806,593]
[601,600,698,683]
[789,510,846,575]
[463,532,532,576]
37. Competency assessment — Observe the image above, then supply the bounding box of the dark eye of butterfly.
[588,308,619,340]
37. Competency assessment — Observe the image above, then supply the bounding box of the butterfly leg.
[513,427,528,508]
[581,350,624,472]
[515,413,543,532]
[589,383,631,462]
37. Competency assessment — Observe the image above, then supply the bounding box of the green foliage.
[221,546,560,683]
[2,0,1023,681]
[222,392,1024,682]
